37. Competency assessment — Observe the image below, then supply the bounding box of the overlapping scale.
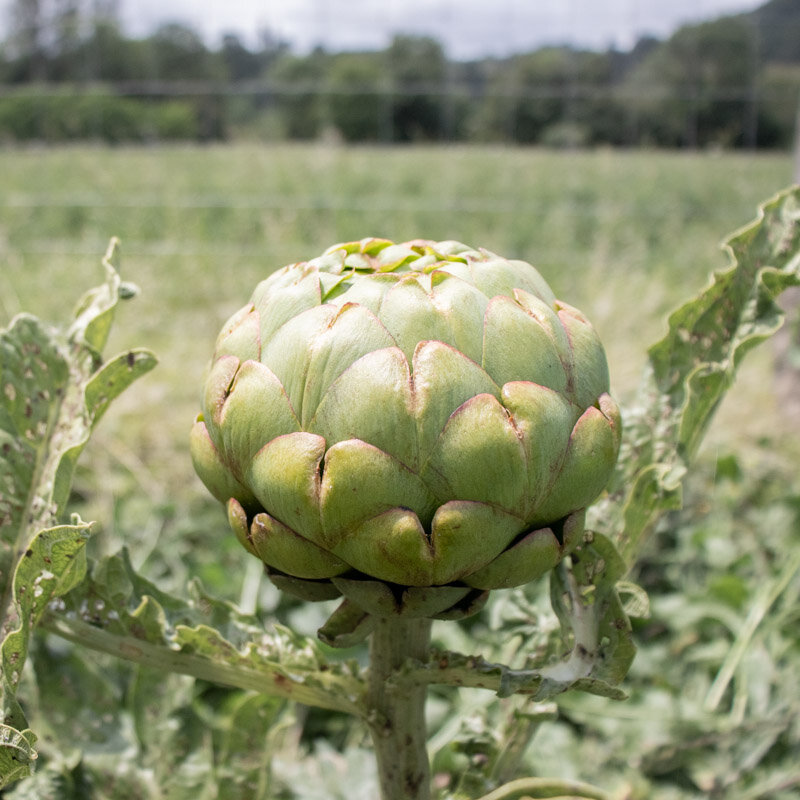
[299,303,397,426]
[530,396,621,525]
[411,341,500,467]
[471,256,557,306]
[309,346,417,469]
[556,301,611,408]
[213,304,261,362]
[377,277,455,363]
[217,360,300,474]
[499,381,578,519]
[329,508,434,586]
[319,440,437,544]
[250,512,349,579]
[191,239,622,623]
[428,501,523,585]
[428,271,488,364]
[189,420,256,509]
[252,268,323,349]
[420,392,527,513]
[259,304,337,421]
[482,295,568,391]
[247,431,325,543]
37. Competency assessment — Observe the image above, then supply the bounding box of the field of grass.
[2,143,799,798]
[1,144,794,475]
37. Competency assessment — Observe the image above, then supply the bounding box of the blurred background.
[1,1,800,798]
[0,0,797,149]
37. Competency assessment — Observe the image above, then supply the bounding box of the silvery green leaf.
[591,187,800,567]
[0,241,156,787]
[45,548,364,716]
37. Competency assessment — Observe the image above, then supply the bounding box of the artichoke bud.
[192,239,621,623]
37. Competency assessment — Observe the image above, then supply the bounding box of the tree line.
[0,0,798,147]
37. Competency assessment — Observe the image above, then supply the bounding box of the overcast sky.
[3,0,767,59]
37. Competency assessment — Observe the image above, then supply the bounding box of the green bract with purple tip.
[191,238,621,620]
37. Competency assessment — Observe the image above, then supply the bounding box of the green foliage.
[1,170,799,797]
[47,546,364,714]
[624,17,758,148]
[327,53,386,142]
[148,23,224,82]
[2,2,799,146]
[545,453,800,800]
[269,52,329,140]
[0,238,632,792]
[591,187,800,566]
[0,87,202,143]
[385,36,448,142]
[0,241,156,786]
[423,449,800,799]
[476,48,611,145]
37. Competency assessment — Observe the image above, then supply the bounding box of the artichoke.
[191,239,621,622]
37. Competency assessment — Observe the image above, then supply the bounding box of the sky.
[3,0,767,60]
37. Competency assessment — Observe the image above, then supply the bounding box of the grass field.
[2,143,800,798]
[2,142,795,579]
[1,144,794,475]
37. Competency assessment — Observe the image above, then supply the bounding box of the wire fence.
[0,76,797,149]
[2,0,799,147]
[1,2,798,416]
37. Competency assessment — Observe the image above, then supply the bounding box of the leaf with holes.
[0,240,156,787]
[589,186,800,567]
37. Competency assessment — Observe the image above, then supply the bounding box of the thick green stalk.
[366,616,433,800]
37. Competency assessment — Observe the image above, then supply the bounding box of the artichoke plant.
[191,238,621,624]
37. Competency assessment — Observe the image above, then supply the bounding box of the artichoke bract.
[191,239,621,621]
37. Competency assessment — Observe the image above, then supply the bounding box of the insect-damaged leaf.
[0,241,156,787]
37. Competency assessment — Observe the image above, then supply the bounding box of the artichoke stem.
[366,616,433,800]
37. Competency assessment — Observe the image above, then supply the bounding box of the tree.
[6,0,49,79]
[79,18,151,82]
[220,33,262,82]
[147,22,221,81]
[3,0,125,82]
[625,17,759,147]
[327,52,386,141]
[385,35,447,141]
[475,48,582,144]
[268,50,329,139]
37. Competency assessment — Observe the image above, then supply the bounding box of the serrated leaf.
[0,239,157,556]
[546,533,636,691]
[590,186,800,567]
[400,534,635,701]
[70,237,126,355]
[0,314,70,549]
[0,522,91,787]
[616,581,651,619]
[26,632,133,767]
[44,548,364,716]
[399,647,628,703]
[83,348,158,424]
[0,725,37,789]
[0,240,157,788]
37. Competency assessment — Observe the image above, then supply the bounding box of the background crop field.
[2,143,799,798]
[0,139,795,607]
[1,144,794,487]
